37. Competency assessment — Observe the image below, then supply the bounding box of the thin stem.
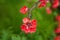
[28,1,40,19]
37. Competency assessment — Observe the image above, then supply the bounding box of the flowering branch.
[28,1,40,19]
[20,0,60,34]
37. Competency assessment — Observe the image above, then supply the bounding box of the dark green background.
[0,0,57,40]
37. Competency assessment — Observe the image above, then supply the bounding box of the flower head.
[38,2,46,8]
[46,7,52,14]
[23,18,30,23]
[21,18,37,33]
[55,27,60,34]
[52,0,59,8]
[20,6,28,14]
[56,15,60,22]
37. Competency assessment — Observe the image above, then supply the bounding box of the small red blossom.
[46,7,52,14]
[39,0,49,8]
[55,27,60,34]
[38,2,46,8]
[52,0,59,8]
[21,18,37,33]
[23,18,30,23]
[56,15,60,21]
[54,36,60,40]
[20,6,28,14]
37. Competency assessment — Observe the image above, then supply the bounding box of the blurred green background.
[0,0,56,40]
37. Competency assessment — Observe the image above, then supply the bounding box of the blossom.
[20,6,28,14]
[22,18,30,23]
[21,18,37,33]
[46,7,52,14]
[38,2,46,8]
[55,27,60,34]
[56,15,60,21]
[52,0,59,8]
[38,0,49,8]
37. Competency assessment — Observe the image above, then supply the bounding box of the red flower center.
[26,23,32,27]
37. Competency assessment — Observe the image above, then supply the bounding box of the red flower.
[23,18,30,23]
[52,0,59,8]
[39,0,49,8]
[21,18,37,33]
[56,15,60,22]
[46,7,52,14]
[54,36,60,40]
[38,2,46,8]
[20,6,28,14]
[55,27,60,34]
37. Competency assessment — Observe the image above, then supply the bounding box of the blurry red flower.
[54,36,60,40]
[21,19,37,33]
[39,0,49,8]
[55,27,60,34]
[38,2,46,8]
[52,0,59,8]
[46,7,52,14]
[23,18,30,23]
[56,15,60,21]
[20,6,28,14]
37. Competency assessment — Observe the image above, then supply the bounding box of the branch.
[28,1,40,19]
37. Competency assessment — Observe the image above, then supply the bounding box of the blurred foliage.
[0,0,57,40]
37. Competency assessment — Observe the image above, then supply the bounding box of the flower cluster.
[38,0,52,14]
[55,15,60,34]
[20,0,60,34]
[20,5,37,33]
[39,0,49,8]
[52,0,60,40]
[54,14,60,40]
